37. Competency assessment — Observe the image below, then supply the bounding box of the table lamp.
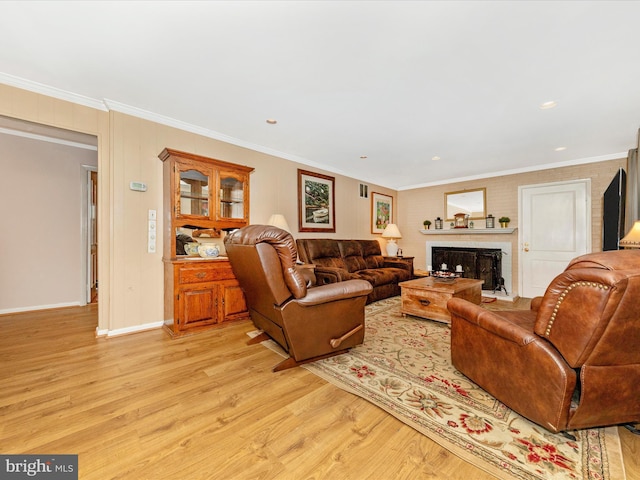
[267,214,291,233]
[382,223,402,256]
[619,220,640,249]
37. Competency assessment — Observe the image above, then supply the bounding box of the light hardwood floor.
[1,305,638,480]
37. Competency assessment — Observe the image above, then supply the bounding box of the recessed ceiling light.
[266,119,277,124]
[432,156,441,161]
[554,146,567,151]
[539,101,557,110]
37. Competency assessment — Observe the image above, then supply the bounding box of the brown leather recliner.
[224,225,373,372]
[447,250,640,434]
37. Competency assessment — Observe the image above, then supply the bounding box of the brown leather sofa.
[296,238,413,304]
[224,225,373,371]
[447,250,640,434]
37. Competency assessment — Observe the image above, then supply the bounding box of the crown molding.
[398,152,628,191]
[0,72,108,111]
[0,72,353,179]
[1,73,628,192]
[103,99,353,178]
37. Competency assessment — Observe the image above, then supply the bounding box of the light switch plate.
[148,218,157,253]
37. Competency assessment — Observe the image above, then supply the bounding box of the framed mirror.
[445,188,486,221]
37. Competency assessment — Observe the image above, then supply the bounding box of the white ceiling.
[1,1,639,190]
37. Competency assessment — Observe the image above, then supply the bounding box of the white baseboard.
[95,321,164,338]
[0,301,82,315]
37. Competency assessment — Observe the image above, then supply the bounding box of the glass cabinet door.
[178,167,211,218]
[218,172,247,221]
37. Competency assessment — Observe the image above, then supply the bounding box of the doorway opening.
[0,115,98,312]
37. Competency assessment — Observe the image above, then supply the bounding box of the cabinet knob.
[195,272,206,279]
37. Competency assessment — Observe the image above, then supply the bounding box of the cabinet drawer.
[178,264,235,284]
[401,288,452,323]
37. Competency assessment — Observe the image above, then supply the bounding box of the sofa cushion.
[338,240,368,273]
[391,267,413,283]
[359,240,385,268]
[304,239,347,270]
[355,267,409,287]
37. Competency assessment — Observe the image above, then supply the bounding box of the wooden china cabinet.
[159,148,254,337]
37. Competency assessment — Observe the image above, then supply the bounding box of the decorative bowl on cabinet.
[198,244,220,258]
[184,242,200,256]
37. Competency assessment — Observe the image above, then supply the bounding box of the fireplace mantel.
[419,228,517,235]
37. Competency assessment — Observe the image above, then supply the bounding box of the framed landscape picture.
[298,169,336,232]
[371,192,393,234]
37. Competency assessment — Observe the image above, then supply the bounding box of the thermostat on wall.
[130,181,147,192]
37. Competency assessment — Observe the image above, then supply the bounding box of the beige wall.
[397,158,627,295]
[0,84,394,334]
[109,112,394,333]
[0,83,626,330]
[0,133,97,312]
[0,84,112,331]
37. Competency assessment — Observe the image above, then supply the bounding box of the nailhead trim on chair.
[544,282,609,336]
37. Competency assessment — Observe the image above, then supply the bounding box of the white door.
[519,179,591,298]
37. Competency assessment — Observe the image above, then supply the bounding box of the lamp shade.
[267,214,291,233]
[619,221,640,248]
[382,223,402,257]
[381,223,402,239]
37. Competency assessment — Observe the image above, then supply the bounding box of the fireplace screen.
[432,246,506,293]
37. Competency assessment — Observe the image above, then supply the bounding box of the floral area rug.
[250,297,625,480]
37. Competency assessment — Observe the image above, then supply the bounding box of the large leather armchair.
[447,250,640,434]
[224,225,373,372]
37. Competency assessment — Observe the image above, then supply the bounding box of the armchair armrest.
[530,296,543,312]
[447,298,538,346]
[295,264,317,287]
[383,259,412,271]
[295,279,372,307]
[448,299,577,433]
[312,266,353,284]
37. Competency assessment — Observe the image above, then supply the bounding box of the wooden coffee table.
[399,277,484,324]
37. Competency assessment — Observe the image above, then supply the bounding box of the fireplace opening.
[432,246,507,294]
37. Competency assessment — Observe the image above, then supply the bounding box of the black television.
[602,168,626,250]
